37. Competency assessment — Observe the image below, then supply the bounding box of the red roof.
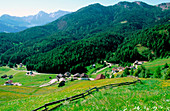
[94,74,105,80]
[5,80,13,84]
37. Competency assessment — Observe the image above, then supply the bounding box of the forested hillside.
[0,1,169,73]
[108,24,170,64]
[26,33,123,73]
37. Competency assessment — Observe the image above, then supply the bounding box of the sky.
[0,0,169,17]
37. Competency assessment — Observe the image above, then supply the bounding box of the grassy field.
[0,72,137,111]
[89,64,119,78]
[58,79,170,111]
[136,44,153,55]
[86,63,104,75]
[142,58,170,74]
[0,67,57,86]
[0,57,169,111]
[96,65,118,75]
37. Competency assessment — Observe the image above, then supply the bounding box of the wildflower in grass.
[137,106,140,110]
[158,106,163,109]
[63,101,69,105]
[146,108,149,110]
[81,100,86,104]
[144,106,146,109]
[166,99,169,102]
[152,106,157,110]
[133,106,137,109]
[123,108,127,111]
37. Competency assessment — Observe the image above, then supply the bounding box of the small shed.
[80,73,89,78]
[94,74,105,80]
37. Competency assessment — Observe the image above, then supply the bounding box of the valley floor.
[0,57,169,111]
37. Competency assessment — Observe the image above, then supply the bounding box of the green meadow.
[0,66,137,111]
[143,58,170,74]
[0,58,169,111]
[58,79,170,111]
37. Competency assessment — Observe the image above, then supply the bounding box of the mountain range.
[0,1,169,73]
[0,10,71,32]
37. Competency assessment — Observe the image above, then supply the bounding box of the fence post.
[96,87,99,92]
[44,106,48,111]
[82,93,85,98]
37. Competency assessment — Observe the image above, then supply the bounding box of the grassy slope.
[0,58,169,110]
[89,65,119,78]
[58,79,170,111]
[86,64,104,75]
[142,58,170,74]
[0,75,136,111]
[136,44,152,55]
[0,67,57,86]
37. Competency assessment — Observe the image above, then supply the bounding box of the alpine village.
[0,1,170,111]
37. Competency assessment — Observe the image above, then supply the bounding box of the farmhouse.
[73,73,81,77]
[64,72,71,77]
[133,60,148,68]
[5,80,13,85]
[117,67,125,71]
[94,74,105,80]
[112,68,119,73]
[57,74,65,78]
[80,73,89,78]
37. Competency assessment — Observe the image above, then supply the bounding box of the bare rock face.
[156,3,170,10]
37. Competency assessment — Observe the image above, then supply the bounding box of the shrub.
[105,71,110,79]
[139,70,145,78]
[154,67,162,78]
[130,68,134,75]
[116,74,121,78]
[164,63,169,68]
[163,68,170,80]
[15,64,17,68]
[145,69,151,78]
[110,74,114,78]
[9,75,13,79]
[8,62,14,68]
[1,74,7,78]
[133,69,139,77]
[123,68,130,77]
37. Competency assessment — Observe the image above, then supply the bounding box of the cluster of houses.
[49,60,148,87]
[111,60,147,74]
[56,72,107,82]
[1,74,22,86]
[56,72,89,81]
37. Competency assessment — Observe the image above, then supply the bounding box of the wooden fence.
[33,77,141,111]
